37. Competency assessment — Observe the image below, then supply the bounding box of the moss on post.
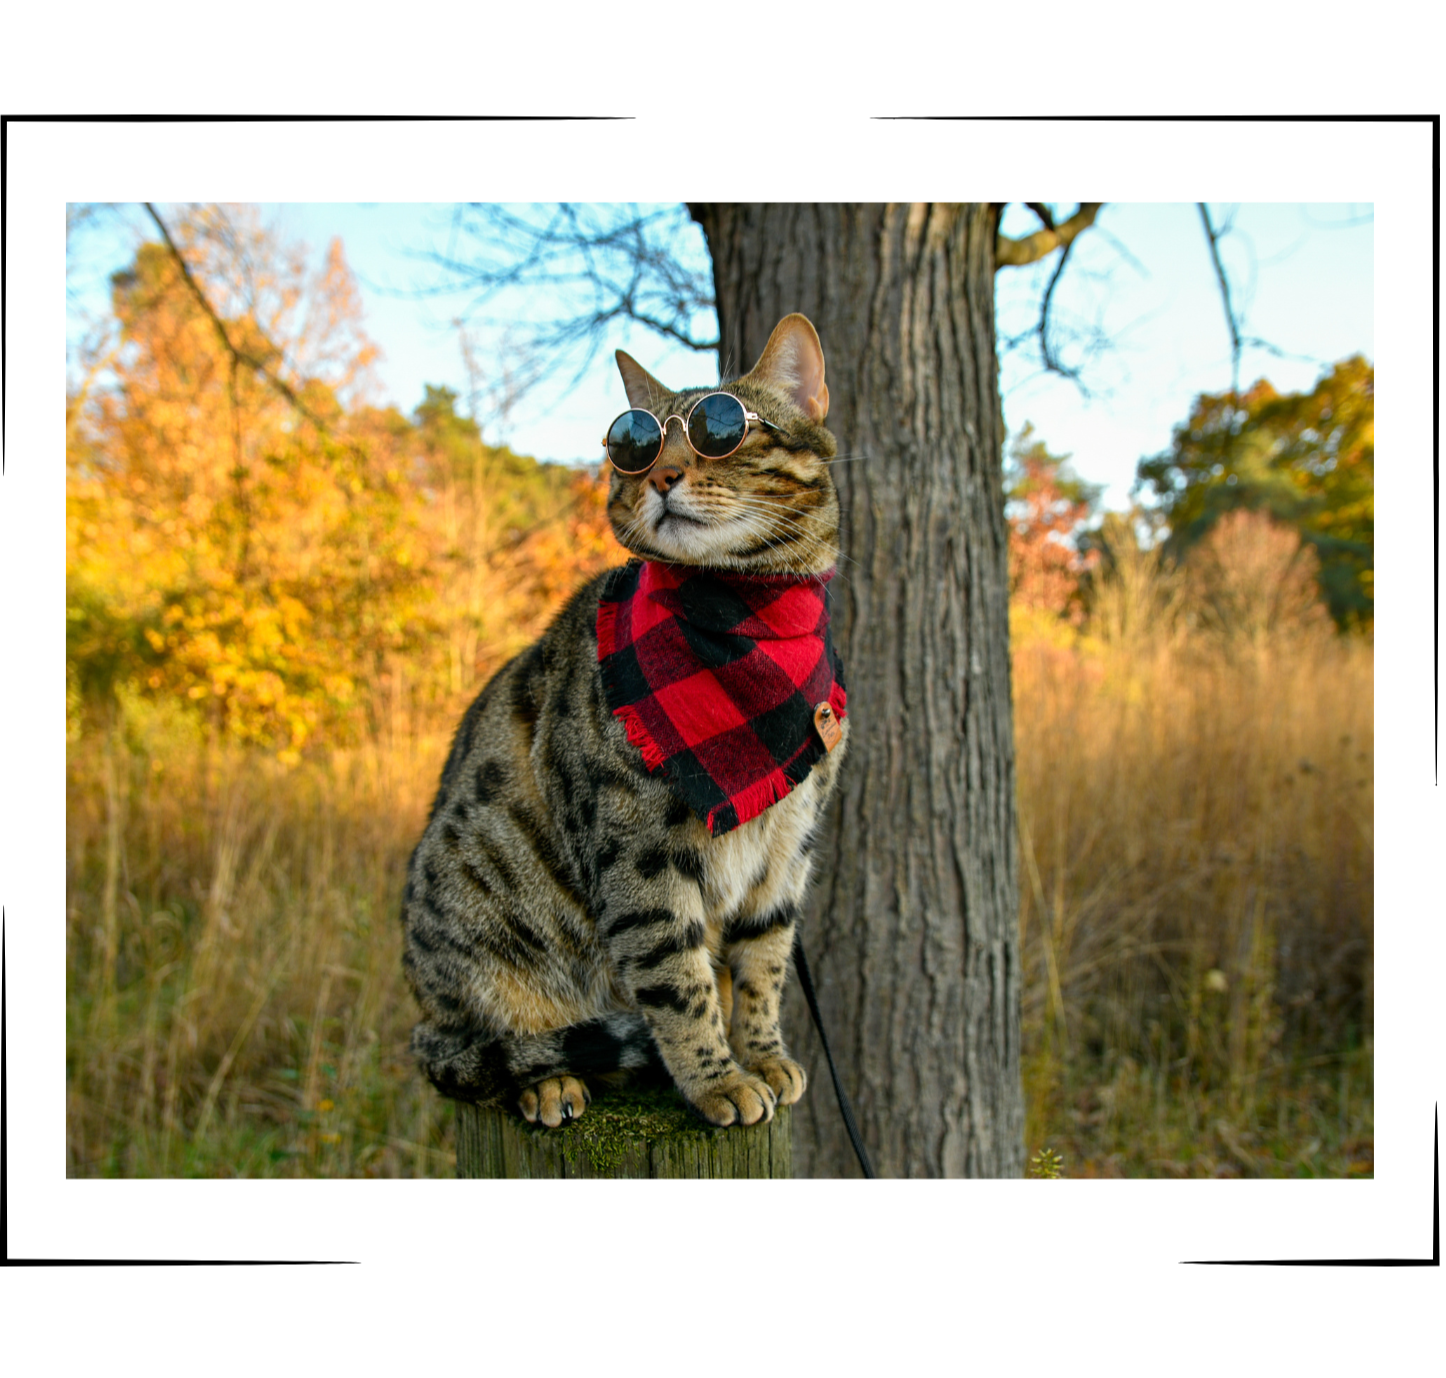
[455,1085,792,1179]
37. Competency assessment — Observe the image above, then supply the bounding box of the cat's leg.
[411,1019,594,1124]
[714,963,734,1030]
[594,830,779,1127]
[505,1010,662,1125]
[411,1019,514,1106]
[721,899,809,1107]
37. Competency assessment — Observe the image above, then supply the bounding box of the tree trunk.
[689,204,1024,1178]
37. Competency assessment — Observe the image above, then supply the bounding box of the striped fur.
[402,315,846,1128]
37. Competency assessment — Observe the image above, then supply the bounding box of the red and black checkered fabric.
[597,561,847,836]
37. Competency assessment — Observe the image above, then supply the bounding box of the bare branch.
[408,203,717,347]
[398,202,719,428]
[1197,202,1243,395]
[994,205,1119,395]
[1088,223,1150,281]
[1300,204,1374,230]
[142,203,337,437]
[1038,231,1084,385]
[997,203,1104,269]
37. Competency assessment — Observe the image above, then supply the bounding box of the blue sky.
[69,201,1373,511]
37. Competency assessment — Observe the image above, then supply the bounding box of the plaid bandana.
[597,561,847,836]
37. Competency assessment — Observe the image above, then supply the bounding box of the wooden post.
[455,1085,792,1179]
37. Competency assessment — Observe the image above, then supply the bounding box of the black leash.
[792,934,876,1179]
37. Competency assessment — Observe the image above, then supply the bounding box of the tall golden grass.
[1014,517,1373,1177]
[66,693,457,1176]
[66,519,1372,1178]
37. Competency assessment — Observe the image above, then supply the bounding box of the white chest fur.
[696,728,841,923]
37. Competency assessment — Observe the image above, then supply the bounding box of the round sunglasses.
[602,392,785,475]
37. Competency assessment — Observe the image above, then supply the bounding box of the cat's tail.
[411,1011,663,1106]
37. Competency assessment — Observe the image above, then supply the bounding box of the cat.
[402,313,848,1130]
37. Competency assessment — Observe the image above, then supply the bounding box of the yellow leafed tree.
[67,205,630,758]
[68,207,434,758]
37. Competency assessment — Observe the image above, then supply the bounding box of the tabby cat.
[402,313,848,1129]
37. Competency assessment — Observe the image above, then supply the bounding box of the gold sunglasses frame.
[601,392,784,475]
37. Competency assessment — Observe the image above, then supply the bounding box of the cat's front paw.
[685,1069,777,1127]
[746,1055,807,1106]
[518,1075,590,1128]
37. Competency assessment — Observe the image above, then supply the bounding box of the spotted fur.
[403,315,846,1128]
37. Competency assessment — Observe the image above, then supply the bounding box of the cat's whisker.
[726,512,837,563]
[726,504,836,550]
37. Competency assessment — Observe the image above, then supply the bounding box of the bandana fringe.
[614,702,668,772]
[709,768,791,834]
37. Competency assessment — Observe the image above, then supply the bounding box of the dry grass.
[1012,544,1373,1177]
[66,693,458,1176]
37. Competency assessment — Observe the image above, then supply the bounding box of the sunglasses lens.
[606,410,663,473]
[687,393,749,458]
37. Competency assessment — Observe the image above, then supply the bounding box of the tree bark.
[689,204,1024,1178]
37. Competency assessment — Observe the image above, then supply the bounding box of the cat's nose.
[646,465,684,493]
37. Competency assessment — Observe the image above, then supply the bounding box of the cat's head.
[603,313,840,575]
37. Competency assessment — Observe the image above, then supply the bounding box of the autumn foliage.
[1004,425,1100,627]
[1135,358,1374,628]
[67,208,624,760]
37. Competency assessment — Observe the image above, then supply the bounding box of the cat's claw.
[746,1055,807,1106]
[687,1069,778,1128]
[518,1075,590,1128]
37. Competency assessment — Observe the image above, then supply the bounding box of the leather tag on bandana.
[813,701,842,752]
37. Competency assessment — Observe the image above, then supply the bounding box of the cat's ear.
[615,351,671,410]
[742,314,829,423]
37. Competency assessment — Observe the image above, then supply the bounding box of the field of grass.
[66,607,1372,1179]
[66,698,458,1177]
[1013,579,1373,1178]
